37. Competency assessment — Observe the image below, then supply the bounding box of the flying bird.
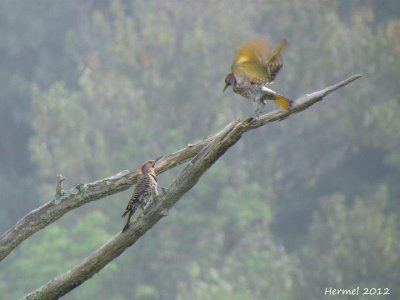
[224,37,292,116]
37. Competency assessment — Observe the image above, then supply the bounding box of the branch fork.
[0,75,362,299]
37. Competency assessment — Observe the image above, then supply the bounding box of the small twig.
[55,174,65,199]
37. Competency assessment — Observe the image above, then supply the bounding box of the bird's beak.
[153,156,163,167]
[223,83,229,92]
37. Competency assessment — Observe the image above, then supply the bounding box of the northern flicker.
[122,158,161,232]
[223,37,292,116]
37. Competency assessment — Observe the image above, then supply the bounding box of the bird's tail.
[273,94,292,112]
[122,205,137,232]
[121,209,129,218]
[122,219,131,232]
[122,200,136,218]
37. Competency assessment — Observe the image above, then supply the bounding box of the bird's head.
[223,73,236,92]
[139,156,162,174]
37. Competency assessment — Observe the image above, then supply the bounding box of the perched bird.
[223,37,292,116]
[122,158,161,232]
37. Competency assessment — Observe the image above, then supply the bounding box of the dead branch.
[18,74,361,299]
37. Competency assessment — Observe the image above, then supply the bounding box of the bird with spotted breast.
[122,157,161,232]
[223,37,292,116]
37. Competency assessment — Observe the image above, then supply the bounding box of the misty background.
[0,0,399,299]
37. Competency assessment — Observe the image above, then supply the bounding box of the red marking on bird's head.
[139,160,155,174]
[139,156,162,174]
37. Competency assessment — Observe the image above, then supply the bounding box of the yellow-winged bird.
[224,37,292,116]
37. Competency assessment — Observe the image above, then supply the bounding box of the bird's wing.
[123,175,149,212]
[232,37,272,85]
[264,38,287,83]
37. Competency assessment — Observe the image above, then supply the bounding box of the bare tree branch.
[1,75,360,264]
[19,74,361,299]
[0,132,213,262]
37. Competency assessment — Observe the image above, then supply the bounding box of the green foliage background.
[0,1,399,299]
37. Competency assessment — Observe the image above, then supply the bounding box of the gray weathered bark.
[18,74,361,299]
[0,127,213,262]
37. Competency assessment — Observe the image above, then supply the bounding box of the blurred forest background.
[0,0,399,299]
